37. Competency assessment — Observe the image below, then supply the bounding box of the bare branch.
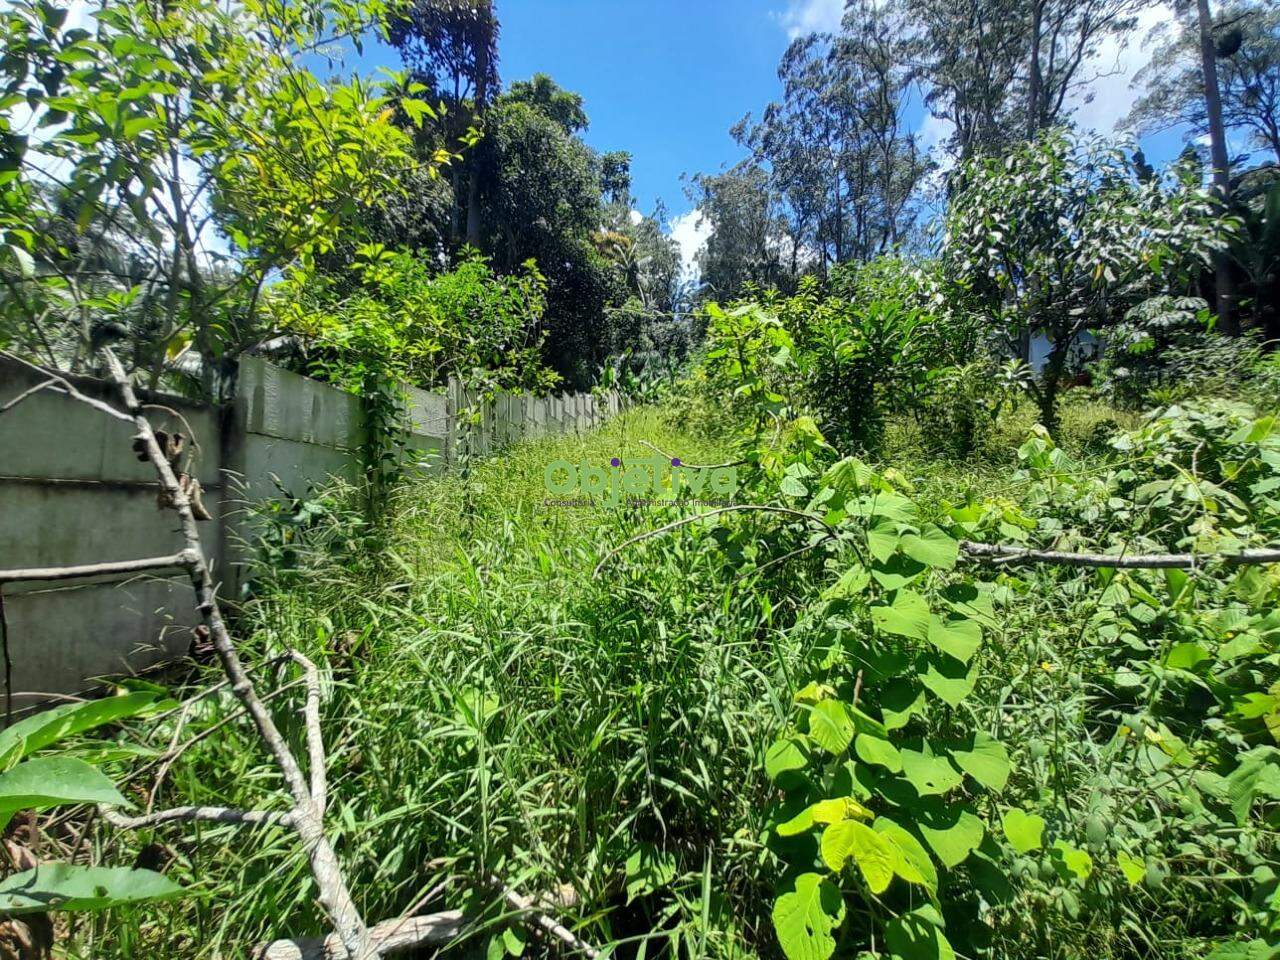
[960,540,1280,569]
[0,552,198,585]
[99,347,373,958]
[100,805,292,830]
[495,878,600,960]
[639,440,747,471]
[593,504,836,579]
[290,651,328,818]
[252,910,465,960]
[0,352,134,424]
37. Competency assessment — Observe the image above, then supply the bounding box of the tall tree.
[390,0,499,246]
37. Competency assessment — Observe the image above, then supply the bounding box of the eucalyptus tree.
[1128,1,1280,163]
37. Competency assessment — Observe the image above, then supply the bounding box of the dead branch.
[496,879,600,960]
[252,911,466,960]
[98,348,374,958]
[290,651,328,818]
[593,504,836,579]
[639,440,747,471]
[100,805,292,830]
[0,552,198,585]
[960,540,1280,569]
[0,352,134,424]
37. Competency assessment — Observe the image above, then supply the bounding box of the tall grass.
[84,408,812,959]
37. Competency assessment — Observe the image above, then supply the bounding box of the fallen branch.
[100,805,292,830]
[290,651,328,818]
[960,540,1280,569]
[98,349,373,958]
[252,910,465,960]
[496,879,600,960]
[0,551,198,585]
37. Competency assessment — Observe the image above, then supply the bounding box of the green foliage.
[0,691,179,916]
[943,130,1232,430]
[0,0,432,396]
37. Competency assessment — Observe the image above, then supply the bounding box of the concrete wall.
[0,355,618,700]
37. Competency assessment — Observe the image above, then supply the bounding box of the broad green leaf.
[854,734,902,773]
[808,700,855,755]
[1116,850,1145,887]
[872,590,930,641]
[821,566,870,601]
[926,615,982,664]
[624,843,676,903]
[0,864,183,914]
[1001,809,1045,853]
[870,555,928,591]
[820,820,897,893]
[900,526,959,570]
[919,653,978,707]
[900,749,964,797]
[880,679,925,731]
[918,808,984,868]
[766,737,809,782]
[873,817,938,892]
[865,522,899,563]
[1052,839,1093,880]
[776,798,872,838]
[949,733,1010,792]
[885,908,956,960]
[0,691,161,767]
[772,873,844,960]
[0,757,126,813]
[1205,940,1280,960]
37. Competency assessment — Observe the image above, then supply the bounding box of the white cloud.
[668,209,711,282]
[774,0,845,39]
[1070,3,1173,134]
[628,209,644,226]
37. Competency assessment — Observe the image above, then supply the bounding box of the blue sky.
[358,0,1192,265]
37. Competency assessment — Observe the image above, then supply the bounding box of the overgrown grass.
[84,408,810,959]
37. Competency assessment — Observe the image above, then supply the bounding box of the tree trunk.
[465,26,491,249]
[1027,0,1044,137]
[1039,334,1070,434]
[1197,0,1239,334]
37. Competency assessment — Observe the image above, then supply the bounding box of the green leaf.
[926,615,982,664]
[885,908,956,960]
[949,733,1010,792]
[821,566,870,601]
[765,737,809,782]
[1052,839,1093,880]
[0,757,126,813]
[624,843,676,903]
[1001,809,1045,853]
[872,590,931,641]
[900,526,959,570]
[776,797,871,837]
[865,522,899,563]
[899,749,964,797]
[781,475,808,497]
[820,820,897,893]
[0,864,184,914]
[772,873,844,960]
[0,691,161,766]
[854,733,902,773]
[917,807,984,868]
[807,701,855,755]
[873,817,938,892]
[919,653,978,707]
[1116,850,1145,887]
[502,926,527,956]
